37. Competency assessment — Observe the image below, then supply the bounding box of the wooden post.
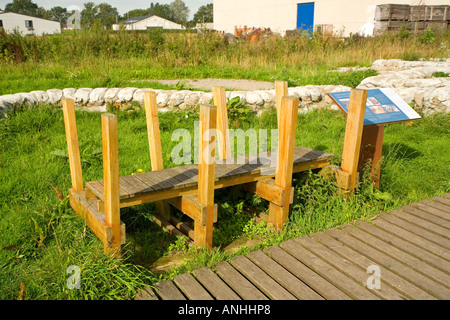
[275,80,288,127]
[62,99,83,193]
[268,96,299,229]
[359,124,384,189]
[339,89,368,192]
[196,104,217,248]
[101,113,121,254]
[213,86,231,160]
[144,91,171,219]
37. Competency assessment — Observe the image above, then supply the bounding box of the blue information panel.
[329,88,421,126]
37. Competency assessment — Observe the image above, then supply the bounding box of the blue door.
[297,2,315,32]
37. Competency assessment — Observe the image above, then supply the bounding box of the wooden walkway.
[136,194,450,300]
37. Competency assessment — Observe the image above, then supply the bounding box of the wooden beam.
[339,89,367,192]
[101,113,122,254]
[213,86,231,160]
[268,96,299,229]
[243,178,294,207]
[359,124,384,189]
[196,104,217,248]
[275,81,288,128]
[62,99,83,193]
[144,91,171,219]
[167,194,218,225]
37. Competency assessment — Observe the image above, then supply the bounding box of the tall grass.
[0,29,448,94]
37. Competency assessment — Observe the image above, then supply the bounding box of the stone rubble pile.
[1,59,449,118]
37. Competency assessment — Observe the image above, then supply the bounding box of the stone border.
[1,59,449,118]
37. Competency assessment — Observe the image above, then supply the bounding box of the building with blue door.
[213,0,448,37]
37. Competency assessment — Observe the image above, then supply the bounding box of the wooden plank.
[196,104,217,248]
[402,205,450,229]
[230,255,297,300]
[213,86,231,160]
[268,96,298,229]
[170,165,199,188]
[134,287,159,300]
[280,239,380,300]
[355,221,450,275]
[325,228,449,299]
[192,267,241,300]
[62,99,83,192]
[97,179,130,200]
[121,174,154,194]
[247,250,324,300]
[411,200,450,221]
[380,213,450,249]
[167,194,218,225]
[358,124,384,188]
[343,225,450,296]
[275,80,288,128]
[392,210,450,240]
[264,246,351,300]
[311,232,435,300]
[243,178,289,207]
[173,273,214,300]
[153,280,186,300]
[295,236,406,300]
[371,217,450,262]
[415,200,450,215]
[101,113,121,254]
[214,261,268,300]
[434,197,450,209]
[339,89,367,191]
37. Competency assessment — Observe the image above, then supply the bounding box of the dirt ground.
[155,78,275,91]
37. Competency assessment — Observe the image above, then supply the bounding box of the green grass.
[0,104,448,299]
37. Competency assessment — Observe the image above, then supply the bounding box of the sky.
[0,0,212,18]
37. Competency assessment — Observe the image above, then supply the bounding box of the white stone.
[62,88,77,100]
[117,87,137,102]
[46,89,63,104]
[199,92,213,105]
[245,92,264,105]
[30,91,49,103]
[184,92,200,107]
[74,88,93,104]
[157,91,172,107]
[104,88,121,103]
[89,88,108,105]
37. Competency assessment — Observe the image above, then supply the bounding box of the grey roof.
[124,15,153,25]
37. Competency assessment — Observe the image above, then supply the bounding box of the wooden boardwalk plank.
[392,210,450,240]
[412,201,450,221]
[345,224,450,289]
[326,227,450,299]
[173,273,214,300]
[295,236,406,300]
[380,213,450,249]
[230,255,297,300]
[192,267,241,300]
[214,261,268,300]
[402,205,450,230]
[356,221,450,274]
[279,239,380,300]
[153,280,186,300]
[371,217,450,262]
[134,286,159,300]
[311,232,435,300]
[247,250,324,300]
[264,246,351,300]
[421,199,450,213]
[325,228,448,299]
[434,197,450,210]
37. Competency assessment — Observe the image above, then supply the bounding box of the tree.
[169,0,189,25]
[81,2,98,29]
[5,0,38,16]
[193,3,213,24]
[148,2,174,21]
[49,6,69,24]
[123,9,149,20]
[36,6,51,19]
[96,3,118,27]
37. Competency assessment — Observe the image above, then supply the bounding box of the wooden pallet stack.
[374,4,449,35]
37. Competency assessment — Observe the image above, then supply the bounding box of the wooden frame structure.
[62,84,370,254]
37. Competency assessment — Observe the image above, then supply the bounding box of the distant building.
[213,0,449,37]
[0,11,61,35]
[112,15,184,31]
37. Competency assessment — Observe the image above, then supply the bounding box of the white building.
[0,11,61,35]
[113,15,184,31]
[213,0,449,37]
